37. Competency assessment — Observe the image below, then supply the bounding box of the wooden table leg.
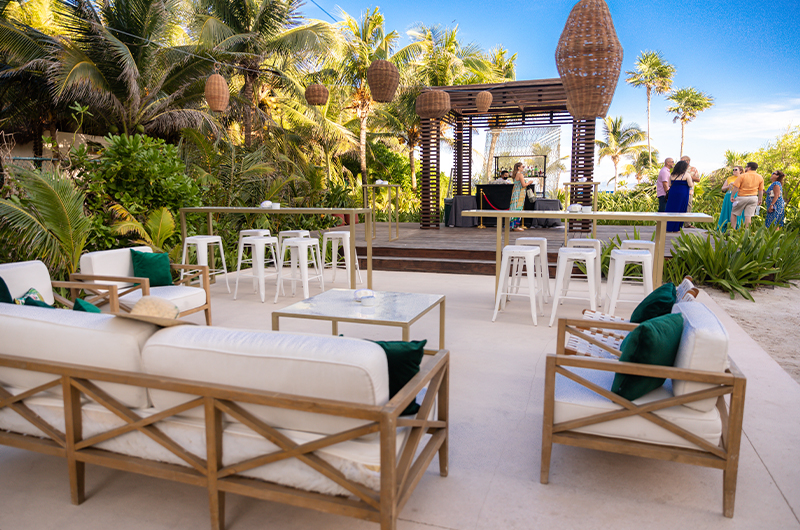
[349,217,357,289]
[271,313,280,331]
[394,188,400,240]
[402,325,409,342]
[371,188,377,240]
[495,218,502,294]
[653,220,667,287]
[332,320,338,336]
[439,298,445,350]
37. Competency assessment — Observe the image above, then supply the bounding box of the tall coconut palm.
[625,51,676,169]
[595,116,647,192]
[407,23,499,87]
[372,86,422,189]
[666,87,714,158]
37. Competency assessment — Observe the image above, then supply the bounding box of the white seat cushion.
[670,302,730,412]
[0,303,156,408]
[120,285,206,313]
[0,260,54,305]
[142,327,390,436]
[79,246,152,288]
[554,367,722,450]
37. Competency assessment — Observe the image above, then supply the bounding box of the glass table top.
[275,289,444,324]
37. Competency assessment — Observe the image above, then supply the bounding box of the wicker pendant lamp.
[205,65,229,112]
[475,91,492,113]
[367,60,400,102]
[555,0,623,119]
[415,90,450,119]
[305,84,329,106]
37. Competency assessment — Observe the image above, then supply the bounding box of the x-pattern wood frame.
[71,263,212,325]
[542,318,746,518]
[0,348,449,530]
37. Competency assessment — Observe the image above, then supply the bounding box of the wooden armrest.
[70,273,151,287]
[549,354,737,385]
[51,281,120,312]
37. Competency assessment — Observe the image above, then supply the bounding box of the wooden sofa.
[0,304,448,530]
[541,301,746,518]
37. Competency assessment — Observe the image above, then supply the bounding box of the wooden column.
[453,116,471,196]
[419,118,441,229]
[569,118,596,234]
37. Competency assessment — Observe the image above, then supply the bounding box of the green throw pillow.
[73,298,101,313]
[611,313,684,400]
[23,297,53,308]
[0,277,12,304]
[373,339,427,416]
[629,282,677,323]
[131,249,173,287]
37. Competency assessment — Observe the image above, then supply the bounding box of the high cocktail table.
[271,289,445,349]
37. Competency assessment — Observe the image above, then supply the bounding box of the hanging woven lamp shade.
[555,0,623,119]
[205,73,229,112]
[415,90,450,119]
[305,84,329,106]
[367,60,400,102]
[475,91,492,113]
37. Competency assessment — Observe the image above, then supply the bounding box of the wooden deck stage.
[350,222,706,275]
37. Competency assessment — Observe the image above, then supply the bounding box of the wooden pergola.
[417,78,596,232]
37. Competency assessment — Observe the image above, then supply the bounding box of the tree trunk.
[33,120,43,169]
[409,144,417,191]
[484,129,500,179]
[646,86,652,169]
[48,119,60,162]
[613,161,618,192]
[243,73,255,148]
[680,121,685,158]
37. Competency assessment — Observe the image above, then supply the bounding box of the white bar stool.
[322,231,362,284]
[605,249,654,315]
[235,229,272,271]
[492,245,544,325]
[514,237,551,302]
[566,238,602,305]
[181,235,230,292]
[549,247,598,327]
[278,230,318,268]
[275,237,324,302]
[234,236,281,303]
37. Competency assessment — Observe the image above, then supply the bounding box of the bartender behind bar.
[497,170,510,180]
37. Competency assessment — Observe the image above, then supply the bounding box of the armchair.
[71,246,212,325]
[542,301,746,518]
[0,260,119,311]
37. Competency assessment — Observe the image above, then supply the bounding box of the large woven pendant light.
[205,65,229,112]
[305,84,329,106]
[367,60,400,102]
[475,91,492,113]
[555,0,623,119]
[415,90,450,119]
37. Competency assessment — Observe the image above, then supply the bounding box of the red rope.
[480,191,505,211]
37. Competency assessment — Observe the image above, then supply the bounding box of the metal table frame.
[363,184,401,241]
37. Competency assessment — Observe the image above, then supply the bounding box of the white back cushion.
[142,327,390,435]
[0,260,54,305]
[0,303,156,408]
[671,302,729,412]
[80,246,152,287]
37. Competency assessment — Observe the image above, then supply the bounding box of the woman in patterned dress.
[765,170,785,228]
[509,162,533,231]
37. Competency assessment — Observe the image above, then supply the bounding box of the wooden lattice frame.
[542,318,746,518]
[0,349,449,530]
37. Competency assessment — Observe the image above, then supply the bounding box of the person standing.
[509,162,533,232]
[656,158,674,212]
[680,155,701,226]
[717,166,745,231]
[730,162,764,228]
[765,170,786,228]
[665,160,694,232]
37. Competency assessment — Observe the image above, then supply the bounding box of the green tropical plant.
[625,51,676,169]
[110,205,177,254]
[595,116,647,192]
[0,167,92,276]
[666,87,714,158]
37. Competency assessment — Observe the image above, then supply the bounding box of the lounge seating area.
[1,265,799,530]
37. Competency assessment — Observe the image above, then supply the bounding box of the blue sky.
[301,0,800,186]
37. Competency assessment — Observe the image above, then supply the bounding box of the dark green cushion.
[0,277,12,304]
[630,282,677,323]
[611,313,684,400]
[373,340,427,416]
[131,249,172,287]
[23,297,53,308]
[73,298,101,313]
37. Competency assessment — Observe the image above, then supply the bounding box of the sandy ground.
[707,283,800,383]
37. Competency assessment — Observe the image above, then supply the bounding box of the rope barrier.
[480,191,505,211]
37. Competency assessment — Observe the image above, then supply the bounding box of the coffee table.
[271,289,445,349]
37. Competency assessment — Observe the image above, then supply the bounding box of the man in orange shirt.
[730,161,764,227]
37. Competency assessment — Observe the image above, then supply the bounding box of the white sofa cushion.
[554,367,722,450]
[0,303,156,408]
[79,246,152,287]
[120,285,206,313]
[142,327,390,436]
[670,302,729,412]
[0,260,54,305]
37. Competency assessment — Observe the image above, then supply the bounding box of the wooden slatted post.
[205,397,225,530]
[419,118,441,229]
[569,119,596,235]
[723,374,746,517]
[62,376,85,505]
[438,360,449,477]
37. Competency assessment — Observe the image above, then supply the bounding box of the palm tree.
[625,51,676,169]
[0,167,92,277]
[372,87,423,189]
[666,87,714,158]
[595,116,647,192]
[621,149,660,184]
[407,24,500,87]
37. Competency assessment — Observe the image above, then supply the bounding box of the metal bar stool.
[549,247,598,327]
[236,229,272,272]
[492,245,544,325]
[275,237,324,302]
[566,238,603,306]
[605,249,654,315]
[620,239,655,282]
[181,235,230,293]
[322,231,362,284]
[234,235,281,303]
[514,236,551,302]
